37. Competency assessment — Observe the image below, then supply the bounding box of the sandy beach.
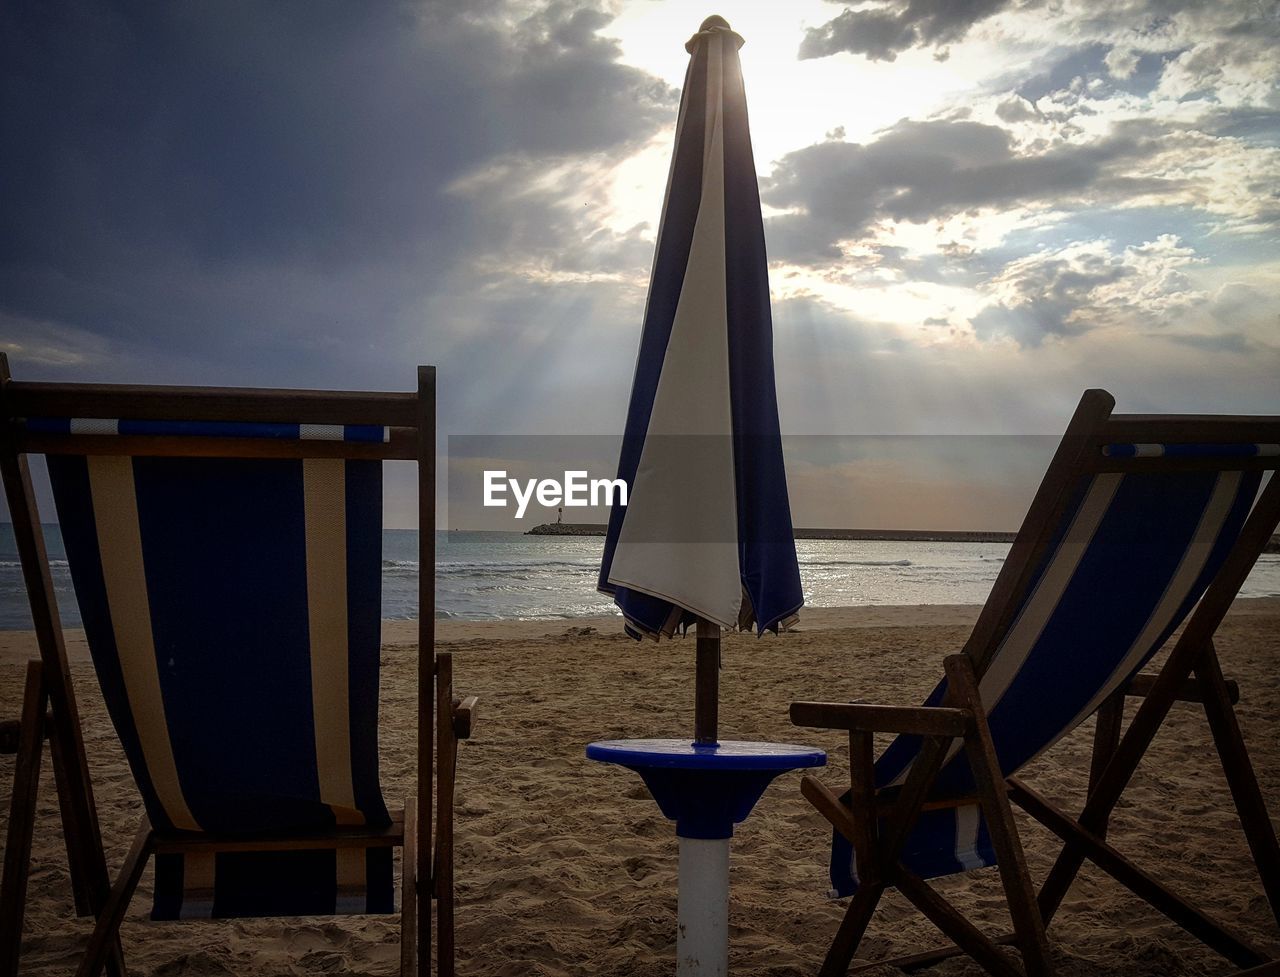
[2,599,1277,976]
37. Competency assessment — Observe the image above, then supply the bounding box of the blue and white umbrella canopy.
[598,16,802,641]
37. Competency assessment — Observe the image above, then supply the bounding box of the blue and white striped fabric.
[46,452,393,919]
[828,468,1262,897]
[27,417,389,443]
[597,18,802,640]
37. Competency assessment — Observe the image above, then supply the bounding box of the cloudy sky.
[3,0,1278,528]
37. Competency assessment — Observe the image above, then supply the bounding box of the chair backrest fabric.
[44,434,394,918]
[878,467,1261,796]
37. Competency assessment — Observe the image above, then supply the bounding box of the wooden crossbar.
[17,429,418,461]
[4,381,419,427]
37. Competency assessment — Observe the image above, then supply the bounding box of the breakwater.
[527,523,1280,552]
[526,523,1018,543]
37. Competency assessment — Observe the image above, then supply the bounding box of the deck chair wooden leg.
[48,704,128,977]
[1087,692,1123,795]
[1010,778,1268,968]
[0,664,128,977]
[1040,478,1280,928]
[435,654,457,977]
[1,438,126,977]
[801,722,980,975]
[1,662,48,977]
[945,657,1052,977]
[802,734,890,977]
[1036,656,1193,925]
[1193,643,1280,927]
[846,732,877,881]
[75,824,151,977]
[420,669,432,977]
[819,881,887,977]
[855,934,1020,974]
[1035,640,1280,965]
[401,796,418,977]
[44,690,92,919]
[1235,963,1280,977]
[895,870,1022,977]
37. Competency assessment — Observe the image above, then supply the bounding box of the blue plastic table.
[587,739,825,976]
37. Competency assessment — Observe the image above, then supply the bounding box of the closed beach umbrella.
[598,15,802,662]
[590,20,818,975]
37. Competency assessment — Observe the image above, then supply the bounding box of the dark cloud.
[797,0,1272,66]
[0,0,674,394]
[1012,43,1136,103]
[995,96,1041,124]
[968,260,1134,345]
[799,0,1020,62]
[761,118,1174,262]
[1200,282,1280,335]
[1202,107,1280,140]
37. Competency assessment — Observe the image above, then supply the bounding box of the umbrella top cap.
[686,15,744,53]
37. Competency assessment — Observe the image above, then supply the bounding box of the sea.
[2,525,1278,630]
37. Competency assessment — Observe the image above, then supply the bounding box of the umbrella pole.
[694,618,719,744]
[688,617,725,975]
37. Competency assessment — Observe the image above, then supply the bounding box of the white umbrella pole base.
[584,740,826,977]
[677,836,730,977]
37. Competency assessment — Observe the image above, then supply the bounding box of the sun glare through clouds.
[587,0,1280,380]
[3,0,1276,448]
[599,2,1044,337]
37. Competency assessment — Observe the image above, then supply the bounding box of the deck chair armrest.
[790,701,972,737]
[451,695,478,740]
[801,774,863,846]
[1124,673,1239,704]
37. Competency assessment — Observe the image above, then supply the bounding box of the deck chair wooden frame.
[0,354,476,977]
[791,388,1280,977]
[2,659,58,977]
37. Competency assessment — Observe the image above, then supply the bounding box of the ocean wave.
[797,559,913,568]
[381,561,419,577]
[387,558,604,575]
[439,559,598,571]
[4,534,1275,629]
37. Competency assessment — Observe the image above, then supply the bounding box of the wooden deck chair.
[0,354,477,977]
[791,389,1280,977]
